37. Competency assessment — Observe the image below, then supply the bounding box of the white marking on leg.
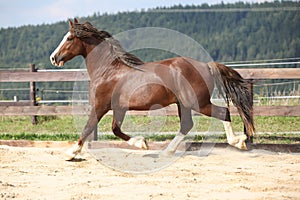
[223,121,235,144]
[50,31,70,66]
[127,136,148,149]
[65,142,83,160]
[161,132,185,157]
[223,121,247,150]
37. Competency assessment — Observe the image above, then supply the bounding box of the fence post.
[244,79,254,143]
[30,64,37,125]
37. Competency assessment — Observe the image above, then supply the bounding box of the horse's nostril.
[51,56,55,61]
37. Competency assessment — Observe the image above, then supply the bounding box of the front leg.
[112,109,148,150]
[127,136,149,149]
[66,107,107,160]
[65,142,83,160]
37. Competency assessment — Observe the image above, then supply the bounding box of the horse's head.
[50,18,143,69]
[50,18,87,67]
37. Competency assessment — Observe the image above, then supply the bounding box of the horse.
[50,18,255,160]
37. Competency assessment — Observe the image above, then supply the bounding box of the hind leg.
[161,105,193,156]
[222,121,247,150]
[112,109,148,149]
[196,103,247,150]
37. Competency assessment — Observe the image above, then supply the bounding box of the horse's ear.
[74,18,79,24]
[68,19,73,28]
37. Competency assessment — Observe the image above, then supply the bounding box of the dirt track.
[1,141,300,200]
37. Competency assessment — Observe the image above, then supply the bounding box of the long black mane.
[71,22,144,69]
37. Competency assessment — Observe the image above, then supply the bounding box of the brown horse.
[50,18,255,160]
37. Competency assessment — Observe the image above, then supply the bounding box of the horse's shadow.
[142,152,188,159]
[143,153,159,159]
[66,158,87,162]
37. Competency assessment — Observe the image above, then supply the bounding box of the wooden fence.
[0,64,300,118]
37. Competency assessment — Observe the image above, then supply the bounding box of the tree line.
[0,1,299,100]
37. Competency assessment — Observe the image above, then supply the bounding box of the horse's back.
[151,57,214,107]
[152,57,214,92]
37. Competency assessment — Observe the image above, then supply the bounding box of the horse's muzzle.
[50,54,64,67]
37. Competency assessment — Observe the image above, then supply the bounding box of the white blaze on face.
[50,31,71,66]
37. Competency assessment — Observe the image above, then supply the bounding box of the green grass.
[0,132,79,141]
[254,133,300,144]
[0,116,77,134]
[0,115,299,143]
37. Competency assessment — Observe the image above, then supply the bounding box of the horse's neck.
[84,41,119,80]
[85,43,129,80]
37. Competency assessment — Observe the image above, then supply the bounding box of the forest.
[0,1,299,101]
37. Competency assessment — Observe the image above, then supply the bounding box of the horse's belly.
[117,83,176,110]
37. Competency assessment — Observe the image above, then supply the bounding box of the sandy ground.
[1,141,300,200]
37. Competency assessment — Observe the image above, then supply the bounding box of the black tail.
[208,62,255,138]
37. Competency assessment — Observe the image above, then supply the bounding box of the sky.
[1,0,271,28]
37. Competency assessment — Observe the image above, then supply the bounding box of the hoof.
[65,143,82,161]
[127,136,149,150]
[65,149,76,161]
[229,135,248,150]
[236,142,248,150]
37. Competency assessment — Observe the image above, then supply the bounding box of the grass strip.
[1,132,299,144]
